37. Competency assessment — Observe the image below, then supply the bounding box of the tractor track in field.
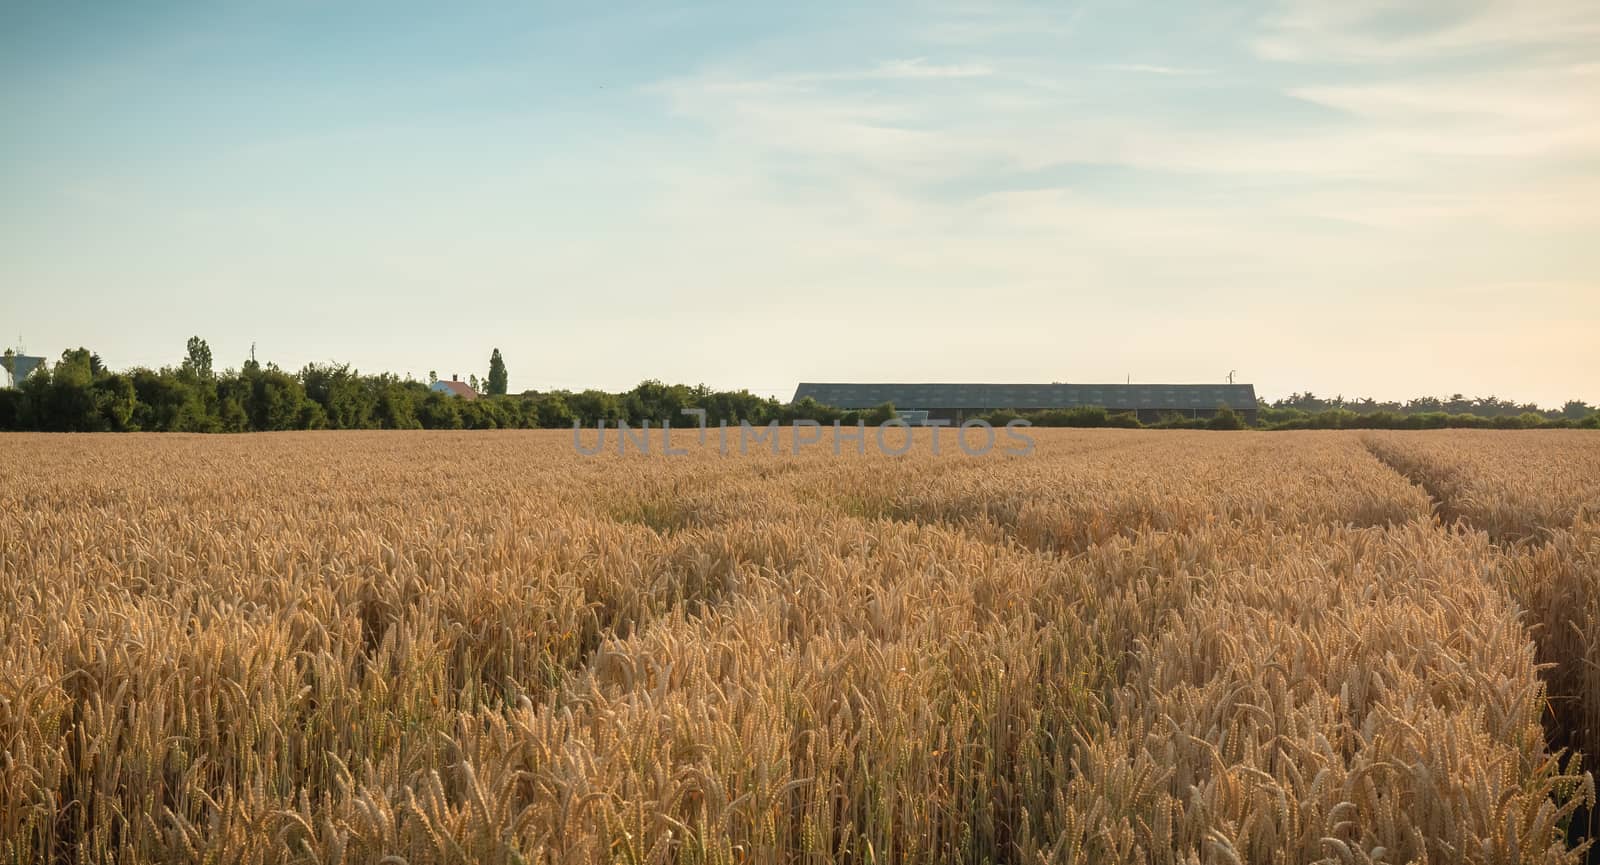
[1362,437,1471,534]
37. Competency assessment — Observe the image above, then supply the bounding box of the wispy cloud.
[1098,63,1209,76]
[1255,0,1600,62]
[763,58,996,85]
[1286,62,1600,162]
[868,58,994,79]
[914,3,1087,45]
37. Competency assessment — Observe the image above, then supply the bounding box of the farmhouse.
[430,375,479,400]
[792,382,1259,425]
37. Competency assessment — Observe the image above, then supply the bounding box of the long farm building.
[792,382,1259,425]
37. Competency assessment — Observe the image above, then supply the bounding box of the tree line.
[0,339,1595,432]
[977,405,1600,431]
[0,339,853,432]
[1264,391,1597,422]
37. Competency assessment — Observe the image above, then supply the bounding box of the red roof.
[436,380,479,400]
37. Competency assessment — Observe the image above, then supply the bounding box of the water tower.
[3,354,44,388]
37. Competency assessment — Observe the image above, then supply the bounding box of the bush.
[862,402,898,425]
[781,396,843,424]
[567,390,626,427]
[0,388,19,430]
[1207,405,1245,430]
[1039,407,1107,427]
[376,385,420,429]
[987,406,1146,429]
[1151,412,1207,430]
[416,392,463,429]
[534,394,576,428]
[1313,409,1359,429]
[978,409,1021,426]
[1258,405,1308,425]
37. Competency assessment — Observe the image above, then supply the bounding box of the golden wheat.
[0,428,1595,863]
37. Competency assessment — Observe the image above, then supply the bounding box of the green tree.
[780,396,842,424]
[241,364,312,431]
[34,349,101,431]
[698,388,782,425]
[1207,405,1246,430]
[862,402,898,425]
[487,349,508,396]
[417,391,463,429]
[567,389,626,426]
[0,387,18,429]
[375,379,421,429]
[15,361,54,429]
[55,348,95,388]
[182,336,214,380]
[1561,400,1595,420]
[92,373,138,430]
[534,393,576,428]
[216,394,250,432]
[623,379,695,423]
[174,337,220,425]
[302,363,376,429]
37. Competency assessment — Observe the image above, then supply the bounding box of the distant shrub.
[0,388,19,430]
[1028,408,1093,427]
[978,409,1021,426]
[1207,405,1245,430]
[782,396,843,424]
[1005,406,1146,428]
[862,402,898,425]
[1258,405,1308,425]
[1151,412,1207,430]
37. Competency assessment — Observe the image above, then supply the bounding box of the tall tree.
[1563,400,1596,420]
[487,349,508,396]
[183,336,214,380]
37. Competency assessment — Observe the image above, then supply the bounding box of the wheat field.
[2,429,1598,864]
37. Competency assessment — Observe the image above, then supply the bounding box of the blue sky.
[2,0,1596,405]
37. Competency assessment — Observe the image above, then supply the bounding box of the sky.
[1,0,1596,406]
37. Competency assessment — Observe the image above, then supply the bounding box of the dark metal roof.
[792,382,1258,410]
